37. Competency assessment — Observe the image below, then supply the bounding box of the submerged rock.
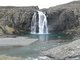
[42,39,80,60]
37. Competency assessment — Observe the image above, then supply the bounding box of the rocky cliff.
[43,1,80,34]
[0,6,39,35]
[0,1,80,35]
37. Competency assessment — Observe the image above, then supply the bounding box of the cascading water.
[31,12,37,34]
[31,11,48,34]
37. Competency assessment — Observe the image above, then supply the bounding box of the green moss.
[8,23,12,27]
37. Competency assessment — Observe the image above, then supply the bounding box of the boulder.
[5,25,15,34]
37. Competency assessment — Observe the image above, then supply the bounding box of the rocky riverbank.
[0,55,24,60]
[0,37,38,46]
[42,39,80,60]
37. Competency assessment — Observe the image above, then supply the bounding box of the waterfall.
[31,11,48,34]
[31,12,37,34]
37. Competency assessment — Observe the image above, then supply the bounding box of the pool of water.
[26,34,73,40]
[0,34,74,58]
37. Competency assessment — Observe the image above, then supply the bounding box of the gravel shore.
[42,39,80,60]
[0,55,24,60]
[0,37,38,46]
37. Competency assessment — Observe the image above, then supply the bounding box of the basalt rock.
[0,1,80,35]
[43,1,80,34]
[0,6,39,35]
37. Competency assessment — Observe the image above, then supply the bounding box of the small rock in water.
[33,58,38,60]
[71,51,74,54]
[38,56,51,60]
[25,56,51,60]
[65,57,80,60]
[25,57,38,60]
[77,46,80,48]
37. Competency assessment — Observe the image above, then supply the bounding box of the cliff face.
[0,1,80,35]
[0,6,39,34]
[44,1,80,34]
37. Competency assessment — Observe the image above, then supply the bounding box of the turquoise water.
[26,34,73,39]
[0,34,73,58]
